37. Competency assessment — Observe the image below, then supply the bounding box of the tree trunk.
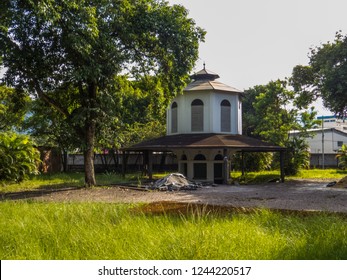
[62,149,68,172]
[83,82,97,187]
[84,121,96,187]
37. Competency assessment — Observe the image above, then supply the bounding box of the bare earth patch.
[4,179,347,214]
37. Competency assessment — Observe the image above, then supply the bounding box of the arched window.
[214,154,223,161]
[194,154,206,160]
[191,99,204,132]
[221,99,231,132]
[171,102,178,133]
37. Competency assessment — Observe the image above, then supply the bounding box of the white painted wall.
[167,90,242,135]
[307,130,347,154]
[290,129,347,155]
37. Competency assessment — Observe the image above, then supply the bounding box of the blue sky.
[168,0,347,115]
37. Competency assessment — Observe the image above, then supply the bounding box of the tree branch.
[33,80,70,117]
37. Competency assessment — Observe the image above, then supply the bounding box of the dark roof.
[185,67,243,94]
[190,68,220,81]
[184,79,243,93]
[124,133,285,152]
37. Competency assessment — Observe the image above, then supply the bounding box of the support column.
[241,151,245,176]
[223,149,229,184]
[280,150,285,183]
[148,150,153,180]
[122,150,127,178]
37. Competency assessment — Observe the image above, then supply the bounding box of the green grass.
[289,169,347,180]
[0,172,144,193]
[0,201,346,260]
[2,168,346,193]
[231,168,347,184]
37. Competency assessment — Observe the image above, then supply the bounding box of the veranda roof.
[124,133,285,152]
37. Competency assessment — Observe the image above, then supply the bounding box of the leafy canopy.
[0,85,29,131]
[0,0,205,185]
[291,31,347,117]
[243,80,319,175]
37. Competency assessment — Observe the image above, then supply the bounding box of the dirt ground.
[4,179,347,214]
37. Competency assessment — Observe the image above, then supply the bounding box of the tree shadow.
[0,184,84,201]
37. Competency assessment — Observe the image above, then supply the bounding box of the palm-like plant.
[336,144,347,170]
[284,136,310,175]
[0,132,40,183]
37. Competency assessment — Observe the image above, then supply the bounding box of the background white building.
[291,116,347,167]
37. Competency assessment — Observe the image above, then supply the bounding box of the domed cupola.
[190,65,220,81]
[167,66,243,135]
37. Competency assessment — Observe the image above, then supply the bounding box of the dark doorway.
[194,154,207,180]
[214,154,224,184]
[181,163,188,177]
[194,163,207,179]
[214,163,223,184]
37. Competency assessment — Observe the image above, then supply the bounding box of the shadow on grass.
[0,184,84,201]
[132,201,347,218]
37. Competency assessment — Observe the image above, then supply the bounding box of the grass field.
[232,169,347,184]
[1,169,347,260]
[1,168,347,194]
[0,172,141,193]
[1,201,347,260]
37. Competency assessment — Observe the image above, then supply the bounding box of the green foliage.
[336,144,347,169]
[0,0,205,185]
[0,132,40,183]
[233,152,273,172]
[252,80,297,146]
[243,80,297,145]
[1,202,347,259]
[97,75,167,149]
[0,85,29,131]
[24,98,79,150]
[283,137,310,175]
[243,80,318,175]
[291,31,347,116]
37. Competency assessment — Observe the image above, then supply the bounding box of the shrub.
[284,137,310,175]
[0,132,40,183]
[232,152,273,172]
[336,144,347,169]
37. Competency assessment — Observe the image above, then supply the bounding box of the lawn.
[0,172,141,193]
[1,169,347,260]
[0,201,347,260]
[231,168,347,184]
[2,168,346,194]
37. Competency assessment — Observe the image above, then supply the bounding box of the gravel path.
[21,179,347,213]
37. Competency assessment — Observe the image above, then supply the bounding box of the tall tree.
[243,80,297,146]
[291,31,347,117]
[0,0,205,186]
[243,80,319,174]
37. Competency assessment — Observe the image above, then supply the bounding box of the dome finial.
[203,61,206,70]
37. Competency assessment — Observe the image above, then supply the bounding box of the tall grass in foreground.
[1,201,347,260]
